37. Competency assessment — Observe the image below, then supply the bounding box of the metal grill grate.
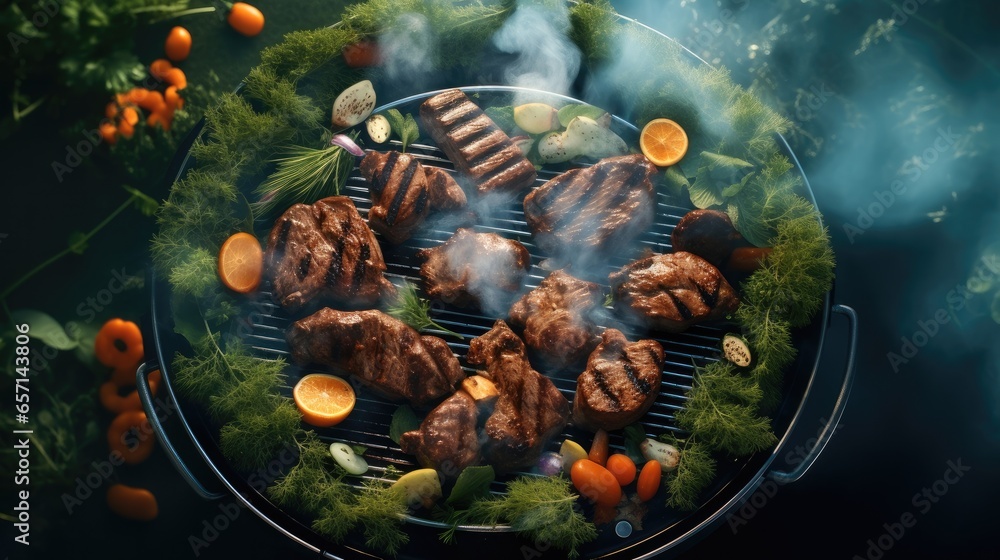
[238,138,725,513]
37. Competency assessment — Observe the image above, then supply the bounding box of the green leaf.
[622,423,646,463]
[123,185,159,216]
[687,171,725,209]
[688,151,754,209]
[446,465,495,508]
[661,166,690,199]
[9,310,78,350]
[388,404,420,445]
[67,231,88,255]
[557,104,606,128]
[384,109,419,152]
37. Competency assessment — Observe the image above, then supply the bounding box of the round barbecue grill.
[137,13,858,560]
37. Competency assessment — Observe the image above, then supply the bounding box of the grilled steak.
[425,166,468,211]
[418,228,531,314]
[523,154,657,262]
[420,89,536,197]
[508,270,603,370]
[265,196,394,312]
[572,329,664,432]
[609,251,740,332]
[399,391,481,475]
[286,308,465,407]
[359,150,430,244]
[467,320,570,473]
[671,209,745,268]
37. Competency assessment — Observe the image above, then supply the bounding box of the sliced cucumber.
[330,442,369,475]
[721,333,753,368]
[366,114,391,143]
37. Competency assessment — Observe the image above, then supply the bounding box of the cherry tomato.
[165,26,192,62]
[588,428,609,466]
[342,40,380,68]
[227,2,265,37]
[107,484,158,521]
[570,459,621,507]
[636,459,662,502]
[606,453,637,486]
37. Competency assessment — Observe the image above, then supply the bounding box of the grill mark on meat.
[414,185,429,215]
[296,253,312,280]
[692,276,720,308]
[350,244,370,293]
[667,290,694,320]
[646,347,662,369]
[274,219,292,255]
[551,171,606,230]
[609,166,646,207]
[594,371,623,411]
[466,138,510,169]
[621,354,652,395]
[324,237,346,287]
[372,151,400,199]
[386,159,419,225]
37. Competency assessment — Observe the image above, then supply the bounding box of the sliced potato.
[514,102,559,134]
[332,79,376,129]
[366,113,391,143]
[460,375,499,407]
[390,468,443,509]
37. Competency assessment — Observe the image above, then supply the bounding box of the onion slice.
[330,134,365,157]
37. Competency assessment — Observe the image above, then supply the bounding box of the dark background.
[3,1,999,558]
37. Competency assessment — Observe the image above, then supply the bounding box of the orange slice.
[218,232,263,293]
[639,118,689,167]
[293,374,356,427]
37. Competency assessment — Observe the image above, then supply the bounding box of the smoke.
[378,13,438,91]
[492,1,582,105]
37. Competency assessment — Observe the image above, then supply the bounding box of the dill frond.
[386,282,463,339]
[193,93,294,176]
[569,0,619,66]
[219,400,301,470]
[244,66,324,134]
[259,26,362,82]
[665,440,717,511]
[167,248,218,299]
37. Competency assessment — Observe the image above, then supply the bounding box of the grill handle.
[768,304,857,485]
[136,361,226,500]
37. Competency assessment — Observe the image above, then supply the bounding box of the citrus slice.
[218,232,263,293]
[293,374,356,427]
[639,118,689,167]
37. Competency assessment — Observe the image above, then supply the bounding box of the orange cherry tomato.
[164,85,184,111]
[107,484,158,521]
[588,428,609,466]
[163,67,187,91]
[105,102,119,119]
[165,26,192,62]
[100,122,118,145]
[136,90,167,113]
[227,2,265,37]
[570,459,622,508]
[94,319,144,373]
[606,453,637,486]
[147,110,173,132]
[149,58,173,80]
[107,410,155,465]
[636,459,662,502]
[342,40,380,68]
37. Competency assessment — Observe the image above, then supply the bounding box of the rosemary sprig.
[387,282,464,340]
[252,143,356,220]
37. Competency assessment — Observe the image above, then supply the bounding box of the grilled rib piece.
[424,166,468,211]
[359,151,430,244]
[418,228,531,315]
[572,329,664,432]
[508,270,603,370]
[264,196,394,313]
[420,89,536,197]
[467,320,570,473]
[609,251,740,332]
[399,391,481,475]
[523,154,657,261]
[286,308,465,407]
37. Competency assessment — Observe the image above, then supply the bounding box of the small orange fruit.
[293,374,356,428]
[639,118,689,167]
[218,232,263,293]
[165,26,192,62]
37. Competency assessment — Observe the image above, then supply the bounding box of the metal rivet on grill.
[615,521,632,538]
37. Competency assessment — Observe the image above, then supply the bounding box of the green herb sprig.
[251,143,356,220]
[387,282,464,339]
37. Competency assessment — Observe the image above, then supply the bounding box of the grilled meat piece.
[467,320,570,473]
[523,154,657,261]
[399,391,481,475]
[671,209,745,268]
[572,329,664,432]
[418,228,531,314]
[609,251,740,332]
[286,308,465,407]
[420,89,536,197]
[424,166,468,211]
[359,151,431,244]
[265,196,394,312]
[508,270,603,370]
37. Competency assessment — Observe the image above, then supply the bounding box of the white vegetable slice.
[640,438,679,471]
[331,79,376,129]
[559,439,589,473]
[366,114,391,143]
[513,102,559,134]
[390,468,443,509]
[329,442,369,475]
